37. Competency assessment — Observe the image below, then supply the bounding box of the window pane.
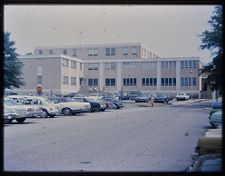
[111,79,115,86]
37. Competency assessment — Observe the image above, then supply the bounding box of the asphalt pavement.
[4,100,212,172]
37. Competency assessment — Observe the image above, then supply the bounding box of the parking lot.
[4,100,212,172]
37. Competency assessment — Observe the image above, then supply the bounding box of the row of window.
[63,76,77,85]
[87,77,196,87]
[181,77,196,86]
[61,59,197,72]
[61,59,82,70]
[40,75,197,87]
[181,60,197,69]
[38,47,138,57]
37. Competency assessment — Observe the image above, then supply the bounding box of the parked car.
[7,95,44,117]
[186,154,222,172]
[208,110,222,128]
[128,92,142,100]
[4,98,36,123]
[154,94,173,103]
[191,129,222,160]
[22,96,59,118]
[48,96,91,115]
[73,97,105,112]
[4,106,18,124]
[101,96,123,109]
[7,95,29,104]
[85,96,108,111]
[135,94,149,103]
[210,100,222,116]
[176,92,190,101]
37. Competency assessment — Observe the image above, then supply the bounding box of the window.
[88,78,98,86]
[181,77,196,86]
[62,58,69,67]
[144,62,157,71]
[37,76,42,84]
[80,63,82,70]
[123,78,137,86]
[123,47,128,55]
[71,61,77,68]
[105,78,116,86]
[63,49,67,55]
[192,77,196,86]
[49,50,53,55]
[88,48,98,56]
[161,78,176,86]
[105,62,116,70]
[71,77,76,85]
[105,48,116,56]
[63,76,69,85]
[181,60,197,69]
[161,61,176,70]
[39,50,43,55]
[88,63,99,70]
[132,46,137,55]
[142,78,155,86]
[189,60,197,68]
[72,49,77,57]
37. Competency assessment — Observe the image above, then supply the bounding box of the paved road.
[4,102,211,172]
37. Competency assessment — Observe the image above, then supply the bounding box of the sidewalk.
[170,99,211,106]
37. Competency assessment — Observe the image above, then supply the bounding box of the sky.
[4,5,216,64]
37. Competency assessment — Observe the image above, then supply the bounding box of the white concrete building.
[16,43,202,96]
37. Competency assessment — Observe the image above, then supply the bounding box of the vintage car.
[209,110,222,128]
[22,96,59,118]
[175,92,190,101]
[7,95,44,117]
[4,98,37,123]
[4,106,18,124]
[134,94,149,103]
[154,94,173,103]
[191,129,222,160]
[85,97,107,111]
[186,154,222,172]
[48,96,91,115]
[209,100,222,116]
[73,97,104,112]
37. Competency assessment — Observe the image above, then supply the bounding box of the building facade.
[17,43,202,96]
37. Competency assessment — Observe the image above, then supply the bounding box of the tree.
[4,32,24,89]
[199,5,223,97]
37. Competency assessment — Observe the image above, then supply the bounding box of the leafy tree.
[4,32,24,89]
[199,5,223,95]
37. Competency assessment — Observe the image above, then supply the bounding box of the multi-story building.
[17,43,202,97]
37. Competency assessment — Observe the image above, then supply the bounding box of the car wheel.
[62,108,72,116]
[16,118,26,124]
[50,115,55,118]
[4,119,13,124]
[42,110,49,118]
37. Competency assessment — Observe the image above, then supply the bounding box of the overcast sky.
[4,5,216,64]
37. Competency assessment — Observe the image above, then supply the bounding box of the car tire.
[62,108,72,116]
[50,115,55,118]
[42,110,49,118]
[16,118,26,124]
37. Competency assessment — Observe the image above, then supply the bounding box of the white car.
[4,98,36,123]
[49,97,91,116]
[209,111,222,128]
[176,93,190,101]
[22,96,59,118]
